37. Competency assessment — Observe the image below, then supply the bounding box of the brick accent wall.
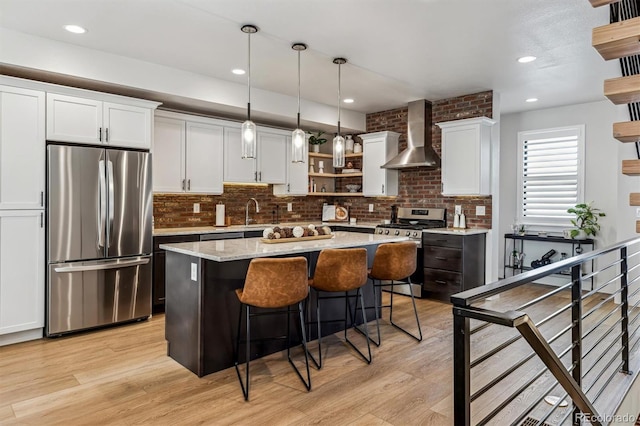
[153,90,494,229]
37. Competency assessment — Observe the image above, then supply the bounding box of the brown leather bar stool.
[360,242,422,345]
[234,256,311,401]
[308,248,371,368]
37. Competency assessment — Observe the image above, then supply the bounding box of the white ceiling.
[0,0,620,115]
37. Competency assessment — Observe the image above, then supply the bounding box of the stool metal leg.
[353,279,382,346]
[344,287,372,364]
[388,277,423,342]
[287,301,311,391]
[308,289,323,369]
[234,303,251,401]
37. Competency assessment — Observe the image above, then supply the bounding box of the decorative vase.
[573,229,588,240]
[345,135,354,154]
[311,144,320,153]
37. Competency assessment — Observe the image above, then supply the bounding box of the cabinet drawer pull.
[435,280,447,285]
[435,256,447,261]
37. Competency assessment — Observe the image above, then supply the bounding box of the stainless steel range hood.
[382,99,441,169]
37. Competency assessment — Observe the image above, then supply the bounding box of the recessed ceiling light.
[518,56,537,63]
[232,68,246,75]
[64,24,86,34]
[526,98,538,103]
[343,98,354,104]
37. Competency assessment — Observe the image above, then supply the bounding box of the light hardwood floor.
[0,286,636,425]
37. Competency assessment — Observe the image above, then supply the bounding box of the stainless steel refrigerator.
[46,145,152,336]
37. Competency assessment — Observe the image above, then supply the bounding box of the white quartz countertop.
[153,222,380,236]
[159,231,409,262]
[422,228,489,236]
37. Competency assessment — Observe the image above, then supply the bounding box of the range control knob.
[406,231,411,236]
[412,231,419,237]
[394,230,400,236]
[377,229,384,234]
[385,230,390,235]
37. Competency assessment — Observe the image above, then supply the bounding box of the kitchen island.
[160,231,409,377]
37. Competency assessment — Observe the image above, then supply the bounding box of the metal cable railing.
[452,237,640,426]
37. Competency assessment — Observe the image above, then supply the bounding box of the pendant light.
[241,24,258,159]
[291,43,307,163]
[332,58,347,168]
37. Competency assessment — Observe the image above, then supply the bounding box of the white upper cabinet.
[103,102,152,149]
[186,122,224,194]
[47,93,157,149]
[223,126,288,184]
[0,86,45,210]
[257,130,287,184]
[153,117,186,193]
[0,210,45,336]
[437,117,495,196]
[360,131,399,197]
[153,112,223,194]
[223,126,255,183]
[273,136,309,196]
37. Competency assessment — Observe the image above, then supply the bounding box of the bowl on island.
[345,184,361,193]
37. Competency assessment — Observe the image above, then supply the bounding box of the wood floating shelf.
[604,74,640,104]
[308,152,363,159]
[622,159,640,175]
[309,172,363,178]
[637,220,640,234]
[592,16,640,60]
[589,0,620,7]
[631,193,640,206]
[613,121,640,142]
[307,192,364,197]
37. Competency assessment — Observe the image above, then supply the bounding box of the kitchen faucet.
[245,198,260,226]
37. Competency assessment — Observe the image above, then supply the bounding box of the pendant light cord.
[297,49,301,128]
[247,30,251,121]
[337,61,341,135]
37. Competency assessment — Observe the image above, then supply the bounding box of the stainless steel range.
[375,207,446,297]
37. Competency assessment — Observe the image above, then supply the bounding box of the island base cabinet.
[0,210,45,344]
[164,247,381,377]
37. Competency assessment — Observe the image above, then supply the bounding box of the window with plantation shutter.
[517,125,585,226]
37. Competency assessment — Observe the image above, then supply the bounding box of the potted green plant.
[307,130,327,153]
[567,202,606,239]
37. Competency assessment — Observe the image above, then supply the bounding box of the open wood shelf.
[604,75,640,104]
[309,172,362,178]
[631,193,640,206]
[622,159,640,175]
[307,192,364,197]
[308,152,363,159]
[637,220,640,233]
[613,120,640,142]
[589,0,620,7]
[593,16,640,60]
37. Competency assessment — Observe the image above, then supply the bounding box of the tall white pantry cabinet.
[0,84,46,345]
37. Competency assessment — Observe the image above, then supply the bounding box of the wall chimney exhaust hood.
[381,99,440,169]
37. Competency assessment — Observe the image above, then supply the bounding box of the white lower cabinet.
[153,113,224,194]
[360,131,399,197]
[0,210,45,340]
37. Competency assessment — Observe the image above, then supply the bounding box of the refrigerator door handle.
[98,160,106,248]
[54,257,150,273]
[107,160,115,248]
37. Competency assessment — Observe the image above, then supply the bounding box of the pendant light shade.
[291,43,307,163]
[333,58,347,168]
[241,24,258,159]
